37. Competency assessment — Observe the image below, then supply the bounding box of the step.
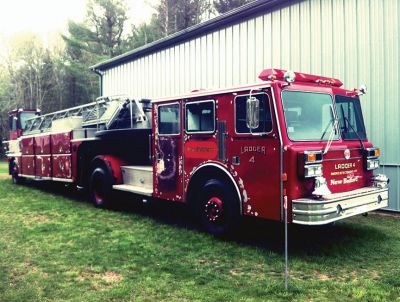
[121,165,153,190]
[113,184,153,196]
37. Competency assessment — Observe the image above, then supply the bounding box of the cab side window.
[186,101,215,133]
[235,93,272,133]
[158,103,180,135]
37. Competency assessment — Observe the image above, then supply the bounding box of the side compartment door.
[153,102,184,201]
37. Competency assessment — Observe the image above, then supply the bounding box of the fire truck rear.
[3,68,389,235]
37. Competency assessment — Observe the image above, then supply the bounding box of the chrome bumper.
[292,187,389,225]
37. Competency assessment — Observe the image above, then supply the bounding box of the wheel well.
[76,141,107,188]
[186,165,242,214]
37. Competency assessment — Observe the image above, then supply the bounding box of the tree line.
[0,0,250,156]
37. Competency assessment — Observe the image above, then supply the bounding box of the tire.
[10,161,23,184]
[196,179,241,236]
[89,166,114,208]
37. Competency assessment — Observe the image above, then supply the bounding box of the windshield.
[335,95,367,140]
[282,91,338,141]
[19,112,37,129]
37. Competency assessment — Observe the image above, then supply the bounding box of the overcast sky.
[0,0,156,38]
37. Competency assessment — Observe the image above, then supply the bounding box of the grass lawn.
[0,161,399,301]
[0,160,8,174]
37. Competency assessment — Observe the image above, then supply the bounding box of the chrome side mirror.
[246,96,260,129]
[358,84,367,96]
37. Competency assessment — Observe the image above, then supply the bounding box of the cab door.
[154,102,184,201]
[227,90,281,221]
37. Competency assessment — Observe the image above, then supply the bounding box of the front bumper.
[292,186,389,225]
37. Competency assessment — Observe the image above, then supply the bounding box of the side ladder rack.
[22,95,150,135]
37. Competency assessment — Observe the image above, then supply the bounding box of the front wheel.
[196,179,241,236]
[89,166,114,208]
[10,161,23,184]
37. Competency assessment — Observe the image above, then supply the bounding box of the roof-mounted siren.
[283,70,296,84]
[258,68,343,87]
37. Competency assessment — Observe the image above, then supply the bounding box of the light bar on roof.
[258,68,343,87]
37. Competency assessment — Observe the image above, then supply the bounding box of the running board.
[113,184,153,196]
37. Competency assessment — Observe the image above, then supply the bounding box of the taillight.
[299,151,323,178]
[365,147,380,170]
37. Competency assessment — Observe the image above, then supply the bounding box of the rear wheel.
[196,179,240,236]
[89,166,114,208]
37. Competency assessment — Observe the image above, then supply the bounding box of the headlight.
[298,150,324,178]
[304,164,323,178]
[365,147,380,170]
[367,159,380,170]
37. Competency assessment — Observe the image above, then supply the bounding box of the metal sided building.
[91,0,400,212]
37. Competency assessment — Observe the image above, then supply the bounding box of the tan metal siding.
[101,0,400,211]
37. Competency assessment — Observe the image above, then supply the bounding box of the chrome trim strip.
[52,177,74,183]
[113,184,153,196]
[7,153,22,157]
[21,130,72,139]
[322,156,362,162]
[32,176,52,181]
[71,137,100,143]
[19,174,36,179]
[18,175,73,183]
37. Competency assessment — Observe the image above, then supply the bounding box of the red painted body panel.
[51,132,71,154]
[21,137,35,155]
[35,155,52,178]
[34,135,51,154]
[184,141,218,159]
[21,156,35,175]
[52,155,72,179]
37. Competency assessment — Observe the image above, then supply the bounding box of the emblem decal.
[344,149,350,160]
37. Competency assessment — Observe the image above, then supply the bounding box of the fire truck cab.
[4,68,389,235]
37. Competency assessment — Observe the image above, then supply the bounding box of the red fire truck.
[3,69,389,235]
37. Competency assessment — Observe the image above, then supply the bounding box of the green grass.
[0,160,7,174]
[0,161,399,301]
